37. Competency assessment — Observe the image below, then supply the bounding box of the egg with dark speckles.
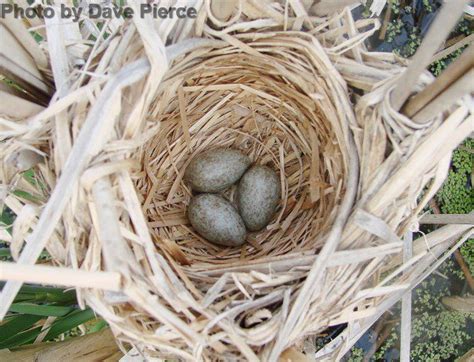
[184,148,251,193]
[188,193,246,247]
[237,165,281,231]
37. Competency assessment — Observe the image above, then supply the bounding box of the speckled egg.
[188,193,247,247]
[184,148,251,193]
[237,165,281,231]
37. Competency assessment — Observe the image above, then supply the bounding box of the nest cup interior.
[135,42,348,265]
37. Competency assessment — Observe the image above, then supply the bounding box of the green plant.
[390,0,401,15]
[460,239,474,275]
[429,47,465,77]
[422,0,433,12]
[410,311,471,361]
[455,18,473,37]
[386,18,404,43]
[436,139,474,273]
[347,347,364,362]
[379,0,473,77]
[374,261,474,361]
[0,166,105,349]
[437,139,473,215]
[395,31,421,58]
[0,284,106,349]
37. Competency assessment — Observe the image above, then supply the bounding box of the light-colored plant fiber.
[0,1,472,360]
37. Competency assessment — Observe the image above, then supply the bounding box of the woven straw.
[0,1,472,360]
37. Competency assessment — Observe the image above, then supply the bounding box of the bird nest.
[0,2,472,361]
[137,33,350,264]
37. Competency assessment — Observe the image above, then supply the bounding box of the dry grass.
[138,38,348,265]
[0,1,472,360]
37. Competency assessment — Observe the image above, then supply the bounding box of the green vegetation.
[410,311,471,360]
[347,137,473,359]
[347,347,364,362]
[374,261,474,361]
[350,137,473,360]
[437,139,474,274]
[461,239,474,276]
[429,47,464,77]
[437,139,473,215]
[386,19,404,43]
[0,283,105,350]
[382,1,472,71]
[430,19,473,76]
[346,3,474,357]
[0,174,104,349]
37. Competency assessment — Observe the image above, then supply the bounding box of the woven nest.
[138,33,351,264]
[0,2,472,361]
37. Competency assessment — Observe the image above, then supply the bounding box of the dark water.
[338,253,473,361]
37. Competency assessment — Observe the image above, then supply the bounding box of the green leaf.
[22,169,36,185]
[44,308,96,341]
[88,318,107,333]
[0,314,42,338]
[22,169,47,193]
[4,284,77,304]
[0,207,14,235]
[11,284,66,295]
[9,303,73,317]
[0,248,11,258]
[12,190,41,203]
[0,326,42,349]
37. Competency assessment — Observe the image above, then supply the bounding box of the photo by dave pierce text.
[0,3,198,22]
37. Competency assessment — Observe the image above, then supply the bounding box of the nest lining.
[1,7,471,360]
[136,44,349,266]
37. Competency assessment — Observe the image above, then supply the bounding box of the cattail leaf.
[8,303,73,317]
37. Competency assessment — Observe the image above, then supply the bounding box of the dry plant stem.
[459,348,474,362]
[431,33,474,64]
[0,14,48,69]
[0,89,44,119]
[445,34,466,49]
[400,231,413,362]
[374,322,396,356]
[45,12,71,96]
[402,44,474,118]
[270,111,360,359]
[385,224,473,271]
[334,229,474,359]
[0,60,50,104]
[92,177,142,275]
[366,106,472,213]
[0,328,122,361]
[0,23,48,85]
[454,251,474,291]
[429,198,441,214]
[420,213,474,225]
[411,69,474,123]
[428,199,474,291]
[34,316,56,344]
[0,59,150,320]
[364,318,400,362]
[279,347,312,362]
[390,0,468,111]
[310,0,360,16]
[0,262,122,290]
[324,221,473,356]
[0,5,473,359]
[378,2,392,40]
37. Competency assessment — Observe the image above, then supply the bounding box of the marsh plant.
[374,260,473,361]
[437,139,474,274]
[346,136,473,361]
